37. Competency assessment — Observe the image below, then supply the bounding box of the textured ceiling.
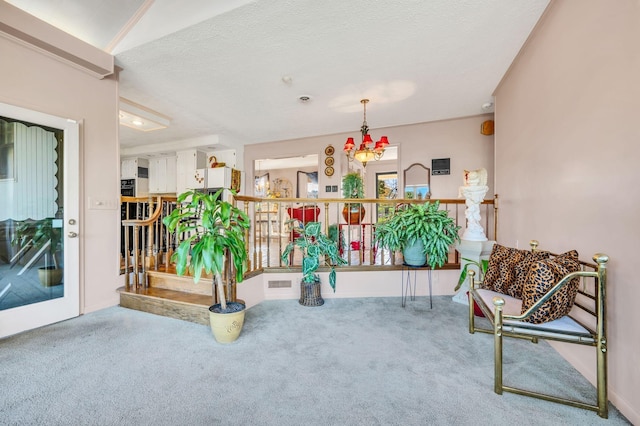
[6,0,550,153]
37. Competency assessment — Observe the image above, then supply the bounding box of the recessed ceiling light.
[119,97,171,132]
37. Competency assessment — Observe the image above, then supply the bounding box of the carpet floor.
[0,296,630,425]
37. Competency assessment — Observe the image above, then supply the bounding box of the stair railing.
[122,193,498,285]
[121,195,177,288]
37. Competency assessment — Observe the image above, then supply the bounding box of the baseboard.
[82,295,120,314]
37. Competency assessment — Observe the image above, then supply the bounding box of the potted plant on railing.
[281,221,347,306]
[341,171,365,224]
[12,218,64,286]
[373,201,461,267]
[163,188,250,343]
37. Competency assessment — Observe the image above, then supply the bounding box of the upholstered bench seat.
[467,241,609,418]
[474,288,594,341]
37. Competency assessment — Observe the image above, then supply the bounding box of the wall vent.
[268,280,292,289]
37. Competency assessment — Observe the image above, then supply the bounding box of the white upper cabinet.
[121,157,149,179]
[176,149,207,194]
[148,156,177,194]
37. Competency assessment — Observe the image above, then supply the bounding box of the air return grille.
[268,280,292,289]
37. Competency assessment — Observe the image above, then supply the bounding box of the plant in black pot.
[163,188,250,343]
[341,171,365,224]
[281,221,347,306]
[12,218,63,286]
[373,201,461,267]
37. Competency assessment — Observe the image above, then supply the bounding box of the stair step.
[118,286,211,326]
[147,270,212,296]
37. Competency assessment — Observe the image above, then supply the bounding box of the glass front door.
[0,102,79,338]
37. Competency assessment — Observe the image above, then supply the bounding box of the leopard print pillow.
[483,244,541,297]
[521,250,581,324]
[483,244,513,292]
[511,250,550,299]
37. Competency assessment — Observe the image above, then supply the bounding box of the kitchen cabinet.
[148,156,177,194]
[176,150,207,194]
[121,157,149,179]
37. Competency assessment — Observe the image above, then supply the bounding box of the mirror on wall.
[403,163,430,199]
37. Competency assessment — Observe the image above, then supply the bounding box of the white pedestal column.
[452,239,495,305]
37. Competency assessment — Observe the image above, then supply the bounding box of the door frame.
[0,101,80,338]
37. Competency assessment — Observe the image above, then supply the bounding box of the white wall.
[245,114,495,201]
[248,269,459,306]
[493,0,639,422]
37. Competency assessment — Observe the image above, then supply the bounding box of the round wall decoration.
[324,157,334,166]
[324,145,335,156]
[324,166,334,177]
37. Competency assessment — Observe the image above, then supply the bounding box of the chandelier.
[343,99,389,168]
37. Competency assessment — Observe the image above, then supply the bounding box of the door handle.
[68,232,78,238]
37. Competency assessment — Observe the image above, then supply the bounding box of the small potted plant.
[373,201,461,267]
[341,171,365,224]
[281,221,347,306]
[12,218,63,286]
[163,188,250,343]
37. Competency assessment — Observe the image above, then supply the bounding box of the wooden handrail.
[121,196,164,227]
[121,196,177,227]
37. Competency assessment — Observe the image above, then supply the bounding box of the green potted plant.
[281,221,347,306]
[373,201,461,267]
[455,258,489,291]
[341,171,365,224]
[12,218,63,286]
[163,188,250,343]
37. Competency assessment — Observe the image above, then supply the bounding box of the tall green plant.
[281,221,347,291]
[373,201,461,268]
[163,189,250,311]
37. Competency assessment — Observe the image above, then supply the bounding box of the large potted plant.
[281,221,347,306]
[12,218,63,286]
[163,188,250,343]
[341,171,365,224]
[373,201,461,267]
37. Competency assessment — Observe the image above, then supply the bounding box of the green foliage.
[12,218,63,267]
[163,189,250,308]
[281,221,347,290]
[455,258,489,291]
[341,172,365,200]
[373,201,461,268]
[327,223,344,250]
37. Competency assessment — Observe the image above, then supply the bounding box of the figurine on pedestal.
[458,168,489,242]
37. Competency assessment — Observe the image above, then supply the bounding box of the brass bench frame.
[467,241,609,418]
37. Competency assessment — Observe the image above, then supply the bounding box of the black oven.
[121,179,135,197]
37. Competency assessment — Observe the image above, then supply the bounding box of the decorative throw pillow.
[483,243,539,297]
[482,244,513,291]
[510,250,550,299]
[520,250,581,324]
